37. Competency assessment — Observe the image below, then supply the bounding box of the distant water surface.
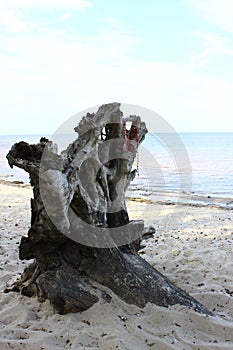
[133,132,233,199]
[0,133,232,205]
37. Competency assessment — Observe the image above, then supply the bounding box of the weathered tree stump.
[5,103,213,316]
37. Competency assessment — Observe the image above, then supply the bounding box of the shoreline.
[0,179,30,187]
[127,195,233,211]
[1,178,232,210]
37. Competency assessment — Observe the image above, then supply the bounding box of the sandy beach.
[0,180,233,349]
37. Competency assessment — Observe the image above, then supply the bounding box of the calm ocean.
[0,133,232,204]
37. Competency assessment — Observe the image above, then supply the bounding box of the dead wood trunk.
[5,103,213,316]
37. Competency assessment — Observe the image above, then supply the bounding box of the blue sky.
[1,0,233,134]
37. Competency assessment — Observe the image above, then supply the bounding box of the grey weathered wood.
[5,103,214,316]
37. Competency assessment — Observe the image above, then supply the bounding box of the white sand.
[0,181,233,349]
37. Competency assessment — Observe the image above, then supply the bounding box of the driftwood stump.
[5,103,213,316]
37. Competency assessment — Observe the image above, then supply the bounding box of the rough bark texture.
[5,103,213,316]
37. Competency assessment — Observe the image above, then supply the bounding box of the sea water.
[0,133,232,205]
[133,132,233,200]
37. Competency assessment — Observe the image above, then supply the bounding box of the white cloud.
[191,48,211,66]
[99,17,124,30]
[193,33,233,54]
[0,21,138,71]
[0,0,91,12]
[0,0,90,34]
[59,12,73,21]
[10,96,29,104]
[2,32,233,133]
[0,10,28,33]
[0,15,141,134]
[190,32,233,65]
[184,0,233,32]
[0,3,232,133]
